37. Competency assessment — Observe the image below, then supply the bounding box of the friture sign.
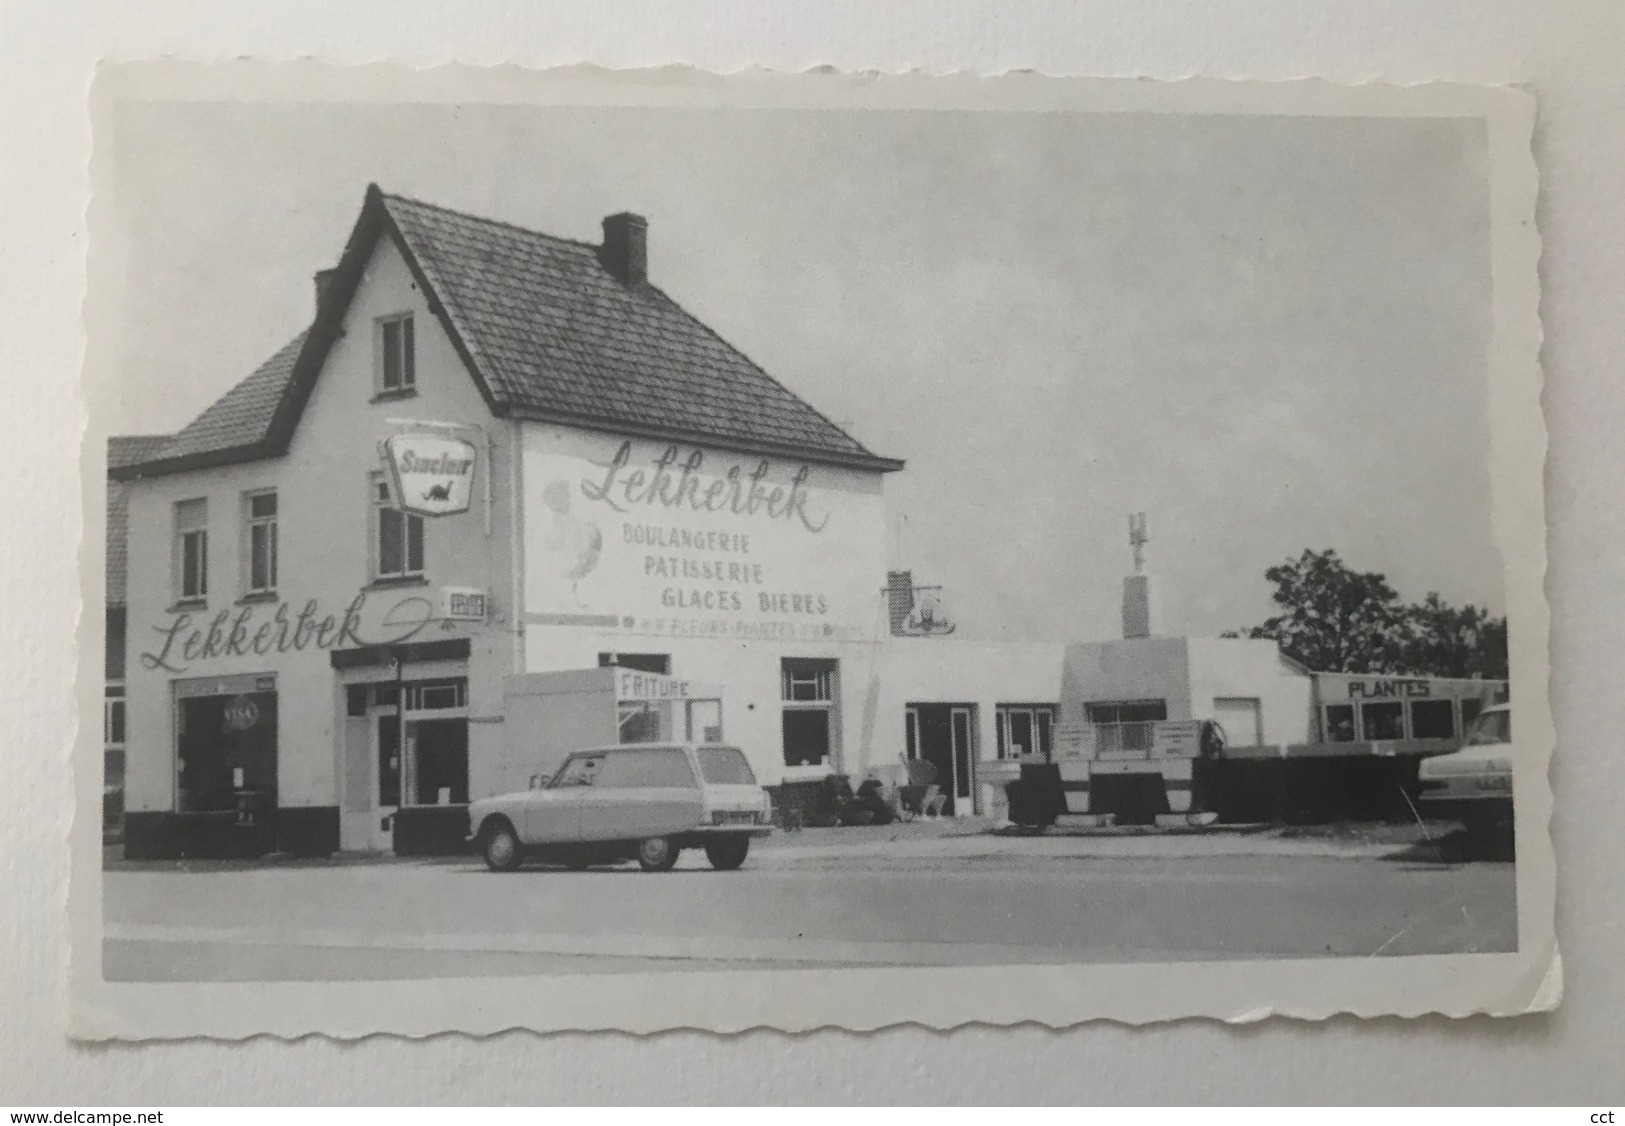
[382,432,478,517]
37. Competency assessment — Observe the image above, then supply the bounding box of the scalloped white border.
[70,62,1552,1039]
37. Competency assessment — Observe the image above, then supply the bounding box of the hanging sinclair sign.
[381,431,478,517]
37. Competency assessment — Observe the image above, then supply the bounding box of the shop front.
[333,638,476,854]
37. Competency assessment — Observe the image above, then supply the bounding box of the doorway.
[905,704,977,816]
[354,677,470,851]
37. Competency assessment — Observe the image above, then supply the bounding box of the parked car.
[1417,702,1513,846]
[468,742,772,873]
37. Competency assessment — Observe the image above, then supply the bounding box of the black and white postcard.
[73,64,1552,1037]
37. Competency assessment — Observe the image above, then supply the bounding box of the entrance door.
[373,712,403,850]
[906,704,977,816]
[360,677,470,851]
[1214,697,1263,750]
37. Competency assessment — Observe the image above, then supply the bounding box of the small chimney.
[887,571,914,636]
[1122,574,1158,640]
[1122,512,1158,639]
[314,267,339,312]
[600,212,648,285]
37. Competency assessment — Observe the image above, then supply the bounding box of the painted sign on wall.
[521,427,885,642]
[139,590,444,674]
[381,432,478,517]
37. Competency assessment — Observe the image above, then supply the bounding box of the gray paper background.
[2,0,1621,1104]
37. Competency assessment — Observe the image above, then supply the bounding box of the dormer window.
[378,313,415,394]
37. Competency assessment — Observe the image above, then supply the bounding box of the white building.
[112,186,917,857]
[107,186,1506,859]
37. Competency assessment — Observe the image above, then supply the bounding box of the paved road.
[103,829,1517,981]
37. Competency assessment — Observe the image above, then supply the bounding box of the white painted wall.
[1058,636,1315,747]
[121,232,518,823]
[1186,638,1315,747]
[1060,637,1193,722]
[517,421,892,790]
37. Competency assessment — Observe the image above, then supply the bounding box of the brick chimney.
[886,571,914,636]
[314,267,339,312]
[600,212,648,285]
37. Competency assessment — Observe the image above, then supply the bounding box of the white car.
[468,742,772,872]
[1418,702,1513,843]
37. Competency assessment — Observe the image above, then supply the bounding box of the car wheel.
[704,836,750,871]
[482,819,522,872]
[637,836,679,872]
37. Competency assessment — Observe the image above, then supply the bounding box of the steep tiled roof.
[109,435,171,468]
[106,437,168,604]
[155,333,308,462]
[113,188,900,478]
[379,192,886,465]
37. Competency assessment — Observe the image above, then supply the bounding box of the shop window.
[996,704,1056,760]
[783,710,832,768]
[372,476,424,579]
[174,498,208,602]
[598,652,670,674]
[1361,701,1406,741]
[1085,699,1167,753]
[411,718,468,806]
[378,313,415,393]
[618,701,666,743]
[243,490,278,593]
[1409,698,1457,739]
[686,698,723,743]
[1323,704,1356,742]
[782,657,838,767]
[175,688,278,814]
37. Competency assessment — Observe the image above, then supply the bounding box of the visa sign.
[382,432,478,517]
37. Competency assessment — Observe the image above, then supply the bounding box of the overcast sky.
[104,102,1498,641]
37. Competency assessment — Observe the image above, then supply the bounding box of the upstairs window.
[244,490,278,593]
[372,476,424,579]
[174,498,208,601]
[378,314,415,393]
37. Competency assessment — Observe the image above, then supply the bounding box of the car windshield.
[1463,708,1511,747]
[696,745,756,785]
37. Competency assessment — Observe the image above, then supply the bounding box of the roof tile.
[113,191,896,476]
[380,192,879,463]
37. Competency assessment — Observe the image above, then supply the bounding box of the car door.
[523,753,599,842]
[577,748,704,842]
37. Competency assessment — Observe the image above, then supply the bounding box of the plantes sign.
[382,432,478,517]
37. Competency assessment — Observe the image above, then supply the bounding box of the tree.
[1237,548,1509,677]
[1398,592,1509,679]
[1241,549,1408,673]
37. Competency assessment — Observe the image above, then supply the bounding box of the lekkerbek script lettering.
[581,442,829,533]
[140,592,433,673]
